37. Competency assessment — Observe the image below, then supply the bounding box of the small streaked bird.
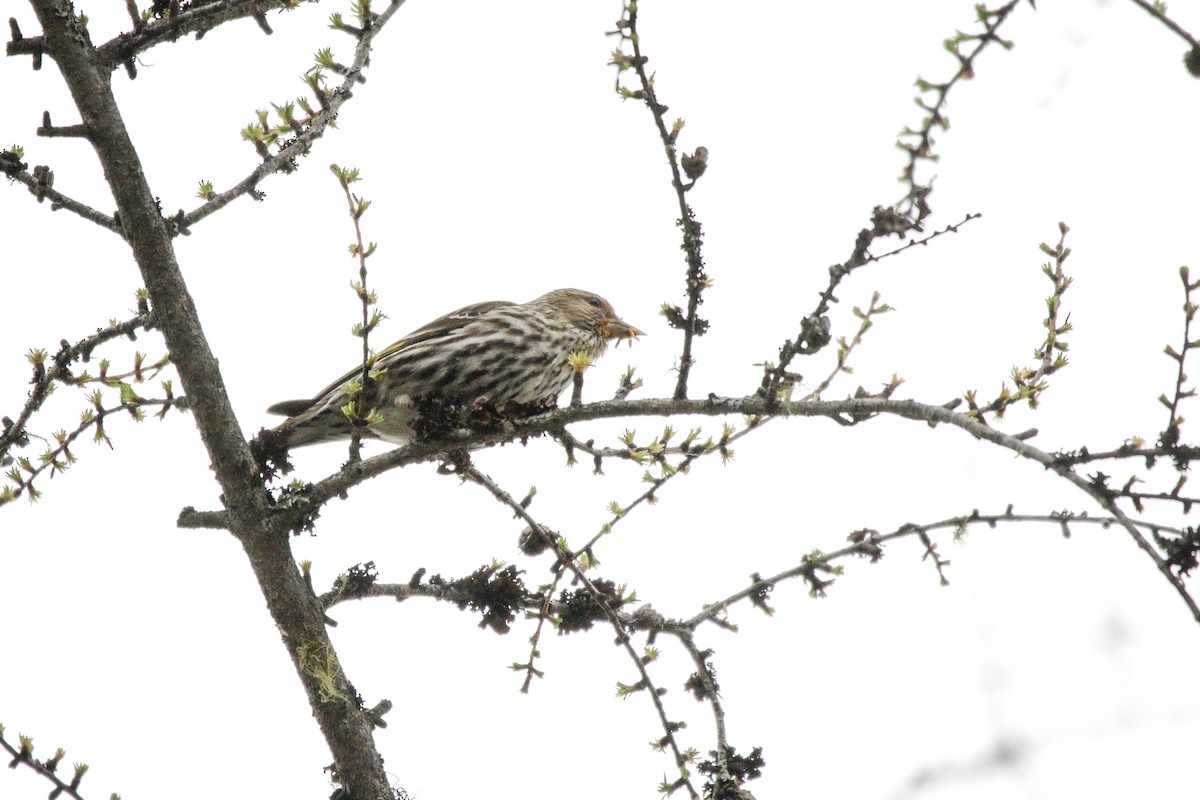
[267,288,643,448]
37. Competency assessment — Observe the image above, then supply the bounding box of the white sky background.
[3,1,1200,798]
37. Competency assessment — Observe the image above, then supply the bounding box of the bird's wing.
[373,299,514,366]
[267,299,514,416]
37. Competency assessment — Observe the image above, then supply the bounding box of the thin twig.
[464,464,702,800]
[0,726,95,800]
[1,160,122,233]
[181,0,409,230]
[1,310,155,462]
[612,5,709,400]
[1127,0,1200,49]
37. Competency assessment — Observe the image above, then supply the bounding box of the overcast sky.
[3,2,1200,799]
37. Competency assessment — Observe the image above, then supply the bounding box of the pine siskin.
[267,288,643,448]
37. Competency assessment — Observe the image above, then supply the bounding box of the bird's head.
[542,288,644,346]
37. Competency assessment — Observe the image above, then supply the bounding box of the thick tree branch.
[28,1,396,796]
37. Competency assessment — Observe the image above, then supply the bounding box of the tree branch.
[180,0,409,231]
[94,0,284,71]
[0,309,153,464]
[248,393,1200,624]
[611,5,709,400]
[27,1,402,795]
[0,149,122,232]
[1128,0,1200,50]
[0,725,95,800]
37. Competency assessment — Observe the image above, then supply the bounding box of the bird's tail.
[268,400,360,448]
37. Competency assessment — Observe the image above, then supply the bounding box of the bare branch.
[610,5,709,400]
[94,0,285,71]
[1156,266,1200,456]
[964,222,1074,424]
[898,0,1026,223]
[179,0,410,231]
[248,392,1200,624]
[463,463,702,799]
[0,726,96,800]
[1,309,154,464]
[0,148,122,232]
[1128,0,1200,51]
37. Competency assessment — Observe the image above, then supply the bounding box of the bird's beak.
[602,317,645,346]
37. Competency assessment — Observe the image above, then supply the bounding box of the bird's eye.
[587,296,602,308]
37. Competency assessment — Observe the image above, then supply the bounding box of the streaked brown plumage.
[268,288,642,447]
